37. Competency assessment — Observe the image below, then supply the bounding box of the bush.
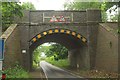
[3,64,29,78]
[45,58,70,69]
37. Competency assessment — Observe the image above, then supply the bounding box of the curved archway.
[29,28,87,50]
[29,28,89,70]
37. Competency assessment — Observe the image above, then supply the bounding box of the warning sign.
[50,16,58,22]
[49,15,66,22]
[59,15,66,22]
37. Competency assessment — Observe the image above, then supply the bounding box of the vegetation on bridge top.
[64,1,118,22]
[1,2,35,31]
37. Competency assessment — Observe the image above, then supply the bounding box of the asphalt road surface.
[40,61,86,80]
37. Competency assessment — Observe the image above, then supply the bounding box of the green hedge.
[45,58,70,68]
[3,65,29,78]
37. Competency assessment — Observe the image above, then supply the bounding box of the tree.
[1,2,23,31]
[1,2,36,32]
[22,2,35,10]
[64,1,118,22]
[64,2,101,10]
[45,43,68,60]
[33,45,50,66]
[33,49,40,65]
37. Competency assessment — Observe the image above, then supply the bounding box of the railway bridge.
[1,9,118,72]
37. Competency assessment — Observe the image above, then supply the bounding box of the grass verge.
[45,58,70,69]
[45,58,118,78]
[3,65,29,78]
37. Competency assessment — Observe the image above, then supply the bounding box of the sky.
[41,52,46,57]
[106,5,118,21]
[19,0,72,10]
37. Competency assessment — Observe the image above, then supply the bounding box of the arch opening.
[29,28,87,51]
[32,42,69,69]
[29,28,89,71]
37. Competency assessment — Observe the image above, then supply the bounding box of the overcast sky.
[19,0,73,10]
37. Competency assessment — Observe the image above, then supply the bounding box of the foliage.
[45,58,70,68]
[22,2,35,10]
[33,45,50,68]
[64,1,118,22]
[1,2,35,32]
[64,2,101,10]
[33,43,68,68]
[1,2,23,31]
[33,49,40,64]
[2,63,29,78]
[33,48,41,68]
[45,43,68,60]
[64,1,118,11]
[118,14,120,34]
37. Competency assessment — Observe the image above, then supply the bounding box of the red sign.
[59,16,66,22]
[50,16,58,22]
[50,15,66,22]
[2,74,6,80]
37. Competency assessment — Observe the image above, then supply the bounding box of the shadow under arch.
[29,28,87,50]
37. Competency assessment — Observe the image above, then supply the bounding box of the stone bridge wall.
[1,24,22,68]
[15,10,87,23]
[2,10,118,73]
[6,10,119,73]
[96,23,118,72]
[17,9,101,71]
[19,23,88,41]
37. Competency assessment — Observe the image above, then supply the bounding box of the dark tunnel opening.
[30,33,87,51]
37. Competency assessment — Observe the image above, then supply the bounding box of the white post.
[0,61,2,79]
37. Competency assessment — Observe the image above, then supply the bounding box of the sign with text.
[0,39,4,60]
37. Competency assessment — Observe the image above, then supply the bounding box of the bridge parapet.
[30,10,87,23]
[15,10,87,23]
[15,9,101,24]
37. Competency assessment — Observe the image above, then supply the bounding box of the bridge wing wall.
[96,23,118,72]
[1,24,22,68]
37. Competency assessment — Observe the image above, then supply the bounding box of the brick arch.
[29,28,88,71]
[29,28,87,46]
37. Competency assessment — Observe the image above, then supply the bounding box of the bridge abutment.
[68,49,77,68]
[18,24,31,71]
[87,9,101,69]
[68,46,89,70]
